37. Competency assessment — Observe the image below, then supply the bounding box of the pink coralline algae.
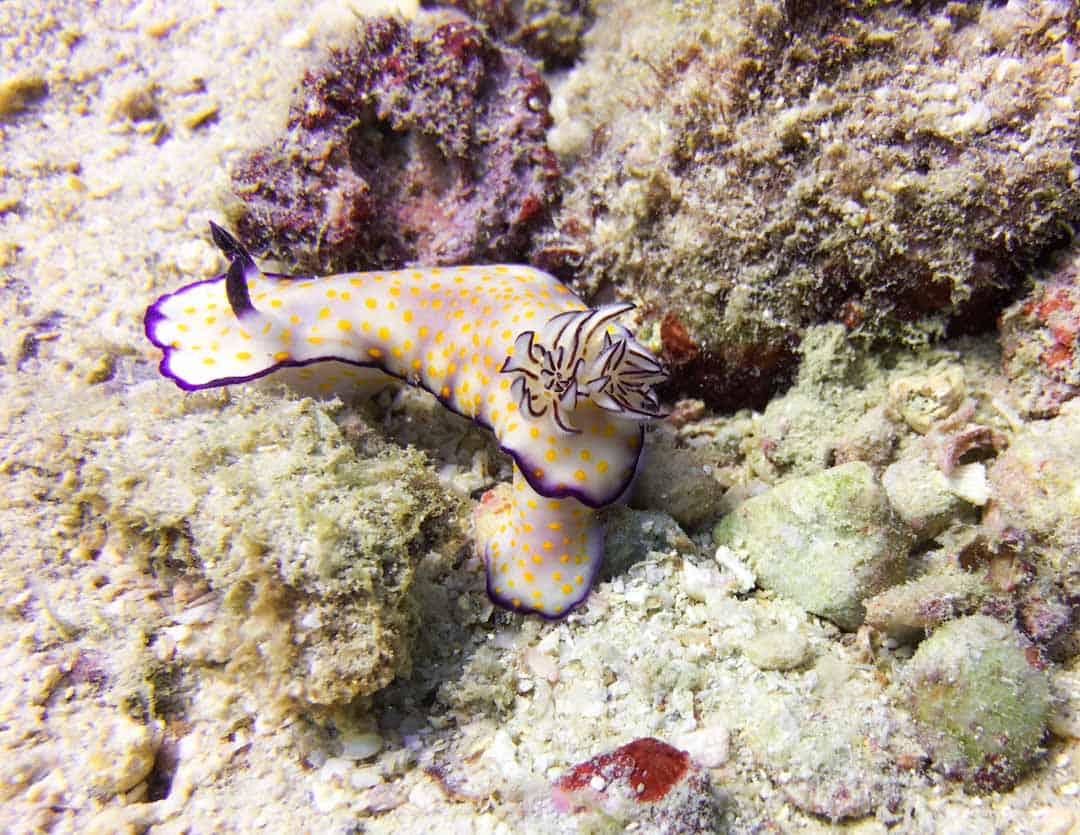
[1000,250,1080,417]
[229,15,560,273]
[552,738,721,831]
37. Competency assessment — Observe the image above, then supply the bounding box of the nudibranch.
[145,223,668,617]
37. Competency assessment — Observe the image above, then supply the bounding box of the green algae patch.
[79,387,459,713]
[714,461,910,630]
[902,615,1052,792]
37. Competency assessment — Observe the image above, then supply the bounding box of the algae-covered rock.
[630,428,726,530]
[985,401,1080,562]
[714,462,910,630]
[881,457,972,543]
[747,324,897,479]
[80,388,459,713]
[902,614,1052,791]
[229,15,559,274]
[864,570,988,642]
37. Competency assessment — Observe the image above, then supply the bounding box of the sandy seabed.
[1,1,1078,833]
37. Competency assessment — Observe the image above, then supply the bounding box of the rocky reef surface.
[1,0,1078,833]
[537,0,1080,410]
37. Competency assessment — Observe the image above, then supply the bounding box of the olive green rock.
[713,462,910,630]
[83,389,457,713]
[902,615,1051,791]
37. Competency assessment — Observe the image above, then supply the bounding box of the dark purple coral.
[421,0,595,68]
[230,16,560,273]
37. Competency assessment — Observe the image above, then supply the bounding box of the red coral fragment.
[554,737,690,805]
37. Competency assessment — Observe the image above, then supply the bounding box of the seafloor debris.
[741,692,903,821]
[537,0,1080,408]
[741,627,812,671]
[229,15,560,273]
[902,614,1053,792]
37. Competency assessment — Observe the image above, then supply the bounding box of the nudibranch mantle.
[145,223,668,617]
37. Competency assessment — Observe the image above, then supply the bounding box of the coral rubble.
[742,690,903,820]
[713,461,910,630]
[864,570,989,642]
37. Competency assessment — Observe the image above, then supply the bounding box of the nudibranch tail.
[145,223,671,617]
[474,465,603,618]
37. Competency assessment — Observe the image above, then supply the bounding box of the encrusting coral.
[145,223,668,618]
[228,14,560,274]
